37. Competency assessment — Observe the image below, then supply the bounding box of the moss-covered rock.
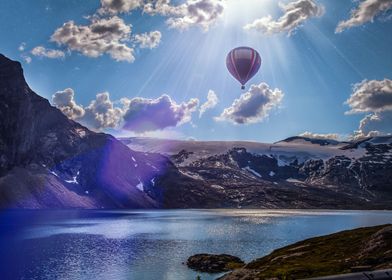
[187,254,245,273]
[219,224,392,280]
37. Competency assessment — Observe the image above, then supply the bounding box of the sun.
[223,0,275,27]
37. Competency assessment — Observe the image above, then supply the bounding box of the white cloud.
[83,92,125,130]
[123,94,199,132]
[51,16,135,62]
[216,83,283,124]
[352,111,392,139]
[134,30,162,49]
[144,0,225,31]
[21,54,32,64]
[344,78,392,139]
[336,0,392,33]
[243,0,324,35]
[199,90,218,117]
[31,46,65,59]
[99,0,144,15]
[18,42,26,52]
[52,88,85,119]
[299,131,339,140]
[345,79,392,114]
[53,89,199,132]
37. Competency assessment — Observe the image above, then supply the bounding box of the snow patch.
[243,166,261,177]
[65,171,79,184]
[211,184,224,190]
[50,170,59,177]
[286,178,303,183]
[269,171,275,177]
[136,181,144,191]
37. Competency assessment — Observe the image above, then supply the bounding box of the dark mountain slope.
[0,54,164,208]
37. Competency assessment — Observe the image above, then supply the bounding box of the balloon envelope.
[226,47,261,89]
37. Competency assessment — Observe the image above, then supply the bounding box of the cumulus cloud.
[336,0,392,33]
[199,90,218,117]
[53,89,199,132]
[51,16,135,62]
[123,94,199,132]
[345,79,392,114]
[243,0,324,35]
[299,131,339,140]
[99,0,144,15]
[216,83,283,124]
[52,88,85,119]
[144,0,225,31]
[31,46,65,59]
[52,89,124,130]
[134,31,162,48]
[344,78,392,139]
[83,92,125,129]
[352,111,392,139]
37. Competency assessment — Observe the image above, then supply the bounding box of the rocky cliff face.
[0,54,171,208]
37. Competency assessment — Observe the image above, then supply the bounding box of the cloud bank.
[243,0,324,35]
[52,89,199,132]
[51,16,135,62]
[216,83,283,124]
[299,131,339,140]
[336,0,392,33]
[345,78,392,139]
[123,94,199,132]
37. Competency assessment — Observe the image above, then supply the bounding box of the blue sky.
[1,0,391,142]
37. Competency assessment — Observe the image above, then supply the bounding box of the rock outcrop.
[219,224,392,279]
[187,254,244,273]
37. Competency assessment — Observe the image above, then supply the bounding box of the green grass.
[242,224,392,279]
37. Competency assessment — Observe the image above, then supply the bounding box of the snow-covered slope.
[119,136,392,209]
[121,136,373,167]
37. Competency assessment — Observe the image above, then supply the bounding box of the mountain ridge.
[1,53,391,209]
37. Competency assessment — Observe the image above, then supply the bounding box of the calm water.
[0,209,391,280]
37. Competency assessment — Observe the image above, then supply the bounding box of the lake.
[0,209,391,280]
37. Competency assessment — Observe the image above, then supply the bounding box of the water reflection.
[0,210,391,280]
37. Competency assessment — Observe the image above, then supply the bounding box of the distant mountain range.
[1,54,391,209]
[121,135,392,209]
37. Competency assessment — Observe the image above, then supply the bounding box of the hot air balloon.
[226,47,261,90]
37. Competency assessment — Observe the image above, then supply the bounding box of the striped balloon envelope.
[226,47,261,90]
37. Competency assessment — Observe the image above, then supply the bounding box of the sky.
[0,0,391,143]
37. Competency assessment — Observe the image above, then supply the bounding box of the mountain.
[1,53,391,209]
[0,54,198,209]
[122,136,392,209]
[219,224,392,279]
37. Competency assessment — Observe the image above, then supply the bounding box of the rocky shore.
[187,224,392,280]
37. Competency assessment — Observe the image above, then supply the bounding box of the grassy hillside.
[220,224,392,280]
